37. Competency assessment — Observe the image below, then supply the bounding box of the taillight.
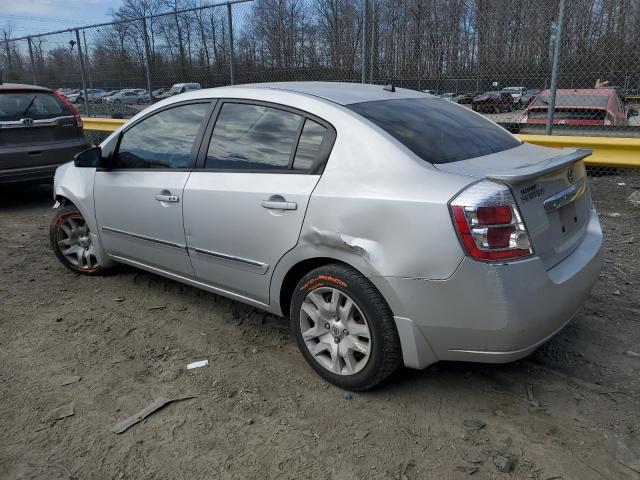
[449,180,533,262]
[53,90,83,130]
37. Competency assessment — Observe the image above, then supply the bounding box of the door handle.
[155,194,179,203]
[261,200,297,210]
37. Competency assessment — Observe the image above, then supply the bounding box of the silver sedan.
[50,82,603,390]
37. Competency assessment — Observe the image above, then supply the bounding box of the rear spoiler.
[486,148,592,183]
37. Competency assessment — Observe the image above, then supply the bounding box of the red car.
[520,88,639,126]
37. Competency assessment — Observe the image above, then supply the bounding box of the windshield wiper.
[19,95,38,117]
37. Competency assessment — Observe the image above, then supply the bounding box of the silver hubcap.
[299,287,372,376]
[57,217,98,270]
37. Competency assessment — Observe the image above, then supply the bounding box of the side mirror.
[627,108,639,118]
[74,146,103,168]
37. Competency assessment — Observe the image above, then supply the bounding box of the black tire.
[50,205,108,276]
[290,264,402,391]
[137,98,143,105]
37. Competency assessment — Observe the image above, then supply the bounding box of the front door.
[94,102,212,277]
[183,101,335,304]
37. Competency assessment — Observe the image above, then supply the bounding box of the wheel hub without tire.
[299,287,371,376]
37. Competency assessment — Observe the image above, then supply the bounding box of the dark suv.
[471,91,514,113]
[0,83,89,184]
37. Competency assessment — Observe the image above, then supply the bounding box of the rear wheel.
[50,205,107,275]
[290,264,401,391]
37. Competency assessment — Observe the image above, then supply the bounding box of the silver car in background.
[50,82,603,390]
[104,89,148,105]
[502,86,528,107]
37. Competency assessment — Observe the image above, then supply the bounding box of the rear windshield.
[0,92,70,121]
[347,98,521,164]
[532,95,609,108]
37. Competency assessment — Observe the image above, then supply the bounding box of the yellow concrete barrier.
[81,117,640,169]
[517,134,640,168]
[82,117,126,133]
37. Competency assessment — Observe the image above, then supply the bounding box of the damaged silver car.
[50,82,603,390]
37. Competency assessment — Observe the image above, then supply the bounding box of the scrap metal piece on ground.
[59,375,82,386]
[51,403,75,421]
[187,360,209,370]
[455,465,479,475]
[110,395,195,434]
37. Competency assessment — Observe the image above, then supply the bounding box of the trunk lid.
[435,142,593,269]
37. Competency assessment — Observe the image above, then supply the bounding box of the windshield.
[169,86,181,94]
[348,98,521,164]
[502,88,522,94]
[532,95,609,108]
[0,92,70,121]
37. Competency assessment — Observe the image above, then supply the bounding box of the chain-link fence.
[1,0,639,139]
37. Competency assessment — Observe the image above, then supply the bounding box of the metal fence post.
[142,18,154,102]
[27,37,37,85]
[227,2,235,85]
[75,29,91,117]
[361,0,368,84]
[82,30,94,92]
[545,0,566,135]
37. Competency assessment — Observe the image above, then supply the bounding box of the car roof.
[231,82,428,106]
[0,83,51,92]
[538,88,615,97]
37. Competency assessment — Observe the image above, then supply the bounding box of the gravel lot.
[1,174,639,480]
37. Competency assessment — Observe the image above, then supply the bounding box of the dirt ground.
[1,173,639,480]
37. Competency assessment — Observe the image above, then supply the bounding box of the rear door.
[183,100,335,304]
[0,90,82,169]
[94,101,213,277]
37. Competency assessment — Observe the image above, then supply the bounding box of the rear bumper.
[372,208,604,369]
[0,139,88,184]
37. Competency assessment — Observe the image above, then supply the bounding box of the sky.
[0,0,122,38]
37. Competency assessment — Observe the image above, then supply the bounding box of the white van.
[168,83,202,96]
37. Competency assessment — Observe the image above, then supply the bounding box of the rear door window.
[293,119,328,170]
[205,103,303,170]
[348,98,521,164]
[0,92,70,121]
